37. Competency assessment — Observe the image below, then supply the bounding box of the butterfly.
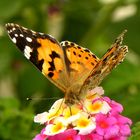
[5,23,128,105]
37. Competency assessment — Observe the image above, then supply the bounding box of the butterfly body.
[5,23,128,106]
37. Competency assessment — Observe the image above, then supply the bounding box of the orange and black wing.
[5,23,67,92]
[60,41,100,92]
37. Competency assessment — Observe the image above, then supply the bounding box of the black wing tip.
[5,23,21,33]
[5,23,18,28]
[5,23,59,44]
[5,23,12,31]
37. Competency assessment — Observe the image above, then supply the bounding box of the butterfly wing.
[60,41,100,92]
[5,23,68,92]
[80,30,128,94]
[6,23,128,105]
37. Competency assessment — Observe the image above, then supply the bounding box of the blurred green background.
[0,0,140,140]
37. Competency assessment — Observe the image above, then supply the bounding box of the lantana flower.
[33,87,132,140]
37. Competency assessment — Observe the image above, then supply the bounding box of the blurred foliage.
[129,122,140,140]
[0,0,140,139]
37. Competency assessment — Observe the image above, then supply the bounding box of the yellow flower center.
[77,118,90,128]
[52,122,64,133]
[89,101,102,112]
[63,105,81,118]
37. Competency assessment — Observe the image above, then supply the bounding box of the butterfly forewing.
[5,23,68,92]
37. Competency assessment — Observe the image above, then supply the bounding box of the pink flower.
[107,136,128,140]
[116,114,132,136]
[95,113,119,139]
[104,97,123,115]
[48,129,78,140]
[117,114,132,126]
[33,87,132,140]
[80,133,103,140]
[33,129,48,140]
[95,113,132,139]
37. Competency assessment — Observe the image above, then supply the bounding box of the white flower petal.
[43,121,66,136]
[66,113,81,124]
[49,98,64,112]
[74,120,96,135]
[88,87,104,95]
[34,112,48,124]
[100,101,111,114]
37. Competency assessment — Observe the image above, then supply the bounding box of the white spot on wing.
[15,34,18,37]
[31,30,36,34]
[11,23,14,26]
[24,46,32,59]
[12,37,16,43]
[9,30,12,33]
[12,27,16,31]
[39,32,44,35]
[60,41,65,46]
[20,34,24,37]
[26,37,32,42]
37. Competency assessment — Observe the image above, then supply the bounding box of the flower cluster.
[33,87,132,140]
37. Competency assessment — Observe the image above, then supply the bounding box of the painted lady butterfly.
[5,23,128,105]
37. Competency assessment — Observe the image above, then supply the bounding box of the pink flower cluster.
[33,88,132,140]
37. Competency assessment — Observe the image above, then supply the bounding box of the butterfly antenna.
[26,97,60,101]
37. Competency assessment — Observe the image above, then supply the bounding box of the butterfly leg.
[68,106,72,116]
